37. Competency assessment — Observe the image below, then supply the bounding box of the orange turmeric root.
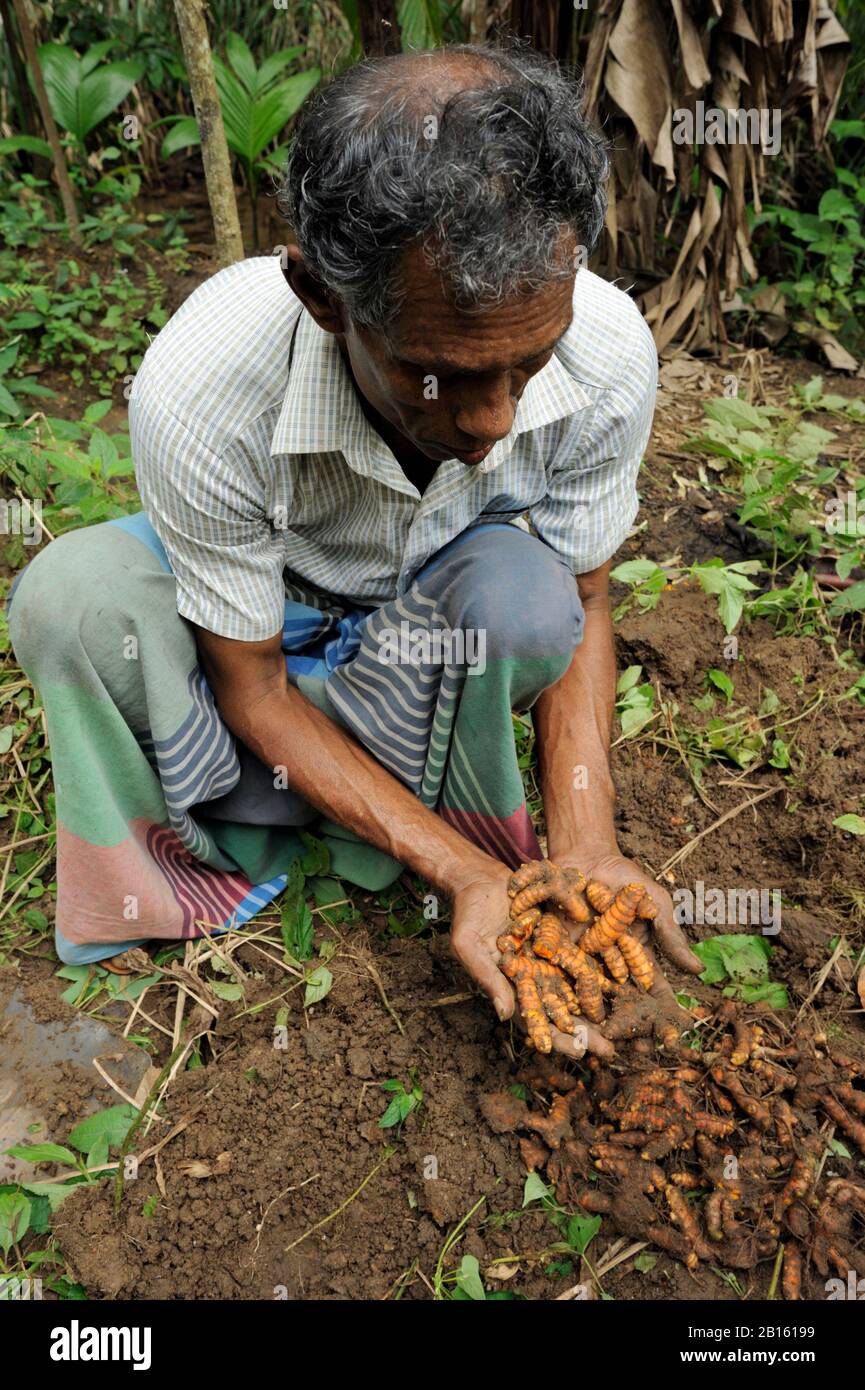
[617,931,655,991]
[580,883,645,954]
[531,913,605,1023]
[498,942,586,1050]
[782,1241,802,1300]
[586,878,657,921]
[665,1184,701,1269]
[525,1091,572,1149]
[508,860,591,922]
[601,945,629,984]
[820,1095,865,1155]
[511,908,541,943]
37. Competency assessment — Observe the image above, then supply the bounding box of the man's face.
[340,243,575,467]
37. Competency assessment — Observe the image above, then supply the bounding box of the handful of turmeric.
[497,860,658,1053]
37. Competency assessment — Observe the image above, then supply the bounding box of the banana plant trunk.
[172,0,244,266]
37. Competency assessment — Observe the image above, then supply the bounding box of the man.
[9,43,700,1057]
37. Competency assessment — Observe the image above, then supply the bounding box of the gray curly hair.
[278,43,609,331]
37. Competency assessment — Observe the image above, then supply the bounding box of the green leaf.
[611,559,664,586]
[0,1192,31,1255]
[0,383,21,419]
[634,1252,657,1273]
[398,0,444,49]
[565,1211,601,1256]
[209,979,242,1001]
[693,934,771,987]
[454,1254,486,1300]
[616,665,643,695]
[86,1135,110,1170]
[704,397,769,433]
[818,188,857,222]
[0,134,53,159]
[707,668,734,701]
[2,1143,78,1165]
[21,1181,78,1210]
[225,33,258,95]
[759,687,780,716]
[827,1139,852,1159]
[161,116,201,159]
[829,581,865,616]
[768,738,790,770]
[37,44,145,144]
[799,376,824,405]
[67,1104,137,1154]
[833,813,865,836]
[522,1171,552,1206]
[257,47,306,93]
[739,980,788,1009]
[378,1094,412,1128]
[303,964,333,1007]
[299,831,330,877]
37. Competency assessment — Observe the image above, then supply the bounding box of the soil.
[3,237,864,1299]
[12,560,865,1300]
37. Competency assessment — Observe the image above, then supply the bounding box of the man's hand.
[557,843,703,1010]
[448,869,616,1060]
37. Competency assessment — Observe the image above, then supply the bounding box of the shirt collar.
[270,308,591,482]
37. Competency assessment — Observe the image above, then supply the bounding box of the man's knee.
[431,526,584,662]
[8,521,180,685]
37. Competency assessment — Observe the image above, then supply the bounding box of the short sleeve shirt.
[130,256,658,642]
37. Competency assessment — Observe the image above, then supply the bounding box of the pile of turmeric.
[480,998,865,1297]
[497,859,660,1052]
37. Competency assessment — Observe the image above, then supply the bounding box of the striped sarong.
[8,513,584,963]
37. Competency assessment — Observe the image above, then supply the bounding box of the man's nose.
[453,376,516,444]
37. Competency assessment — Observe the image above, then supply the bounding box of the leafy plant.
[0,338,55,418]
[280,861,315,962]
[1,403,139,566]
[748,174,865,353]
[161,34,320,247]
[615,665,656,737]
[36,41,145,149]
[692,934,788,1008]
[0,252,166,383]
[612,555,762,633]
[378,1071,423,1129]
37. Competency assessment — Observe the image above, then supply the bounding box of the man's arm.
[193,625,524,1019]
[533,562,702,977]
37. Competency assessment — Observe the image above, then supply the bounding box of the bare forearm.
[534,591,618,857]
[217,676,497,896]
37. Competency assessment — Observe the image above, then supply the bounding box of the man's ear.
[280,243,346,335]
